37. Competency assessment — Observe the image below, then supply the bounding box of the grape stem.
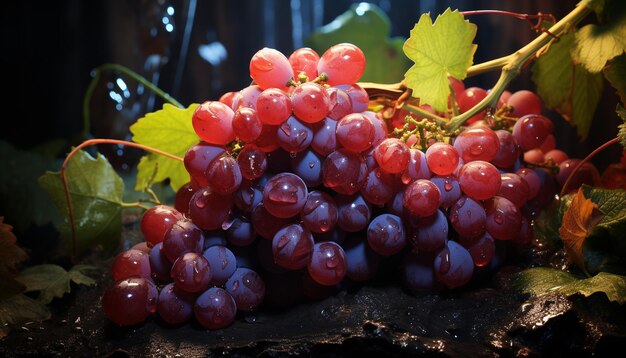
[61,138,183,259]
[82,63,185,137]
[560,137,619,196]
[447,4,591,131]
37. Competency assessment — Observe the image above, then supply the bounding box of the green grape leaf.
[15,264,71,304]
[68,265,98,286]
[0,294,51,338]
[531,31,604,139]
[0,141,60,233]
[306,3,412,84]
[39,149,123,256]
[604,54,626,103]
[402,8,477,112]
[513,267,626,304]
[574,0,626,72]
[130,103,199,192]
[618,104,626,148]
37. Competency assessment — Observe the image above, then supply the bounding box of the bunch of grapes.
[102,43,599,328]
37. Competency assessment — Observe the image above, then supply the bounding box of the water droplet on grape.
[444,181,453,192]
[309,162,315,168]
[494,211,504,224]
[195,200,206,209]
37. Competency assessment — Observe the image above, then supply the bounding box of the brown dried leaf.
[559,189,604,271]
[0,217,29,275]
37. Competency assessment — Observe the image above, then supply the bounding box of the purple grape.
[188,186,233,231]
[157,283,195,325]
[277,115,313,153]
[322,149,367,195]
[449,196,486,239]
[409,209,448,252]
[433,240,474,289]
[366,214,406,257]
[430,175,462,209]
[311,118,338,156]
[343,235,380,281]
[307,242,347,286]
[170,252,212,293]
[202,245,237,286]
[403,251,440,294]
[290,149,323,187]
[225,268,266,311]
[149,242,172,282]
[300,191,338,234]
[194,287,237,329]
[272,223,315,270]
[162,219,205,262]
[262,172,308,218]
[336,194,371,232]
[226,217,257,247]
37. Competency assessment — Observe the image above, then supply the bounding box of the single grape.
[272,223,315,270]
[256,88,292,125]
[188,187,233,231]
[408,209,448,252]
[457,87,488,125]
[300,191,338,234]
[226,217,257,247]
[140,205,183,248]
[449,196,486,239]
[374,138,410,174]
[491,130,521,169]
[336,113,375,153]
[225,267,266,311]
[403,179,441,218]
[326,87,353,121]
[204,230,228,250]
[232,107,262,142]
[206,154,242,195]
[523,148,545,165]
[515,167,541,199]
[336,194,372,232]
[322,149,367,195]
[202,245,237,286]
[170,252,212,293]
[433,240,474,289]
[452,125,500,162]
[290,149,323,187]
[291,82,330,123]
[219,91,237,108]
[289,47,319,80]
[174,182,195,215]
[277,115,313,153]
[194,287,237,329]
[507,90,542,117]
[102,277,158,326]
[401,148,431,183]
[512,114,553,151]
[149,243,172,282]
[157,283,195,325]
[237,145,267,181]
[360,167,396,206]
[343,235,380,282]
[249,47,294,90]
[459,232,496,267]
[307,242,347,286]
[484,196,522,241]
[192,101,235,145]
[231,85,263,110]
[162,219,205,262]
[111,249,151,281]
[544,149,568,164]
[498,173,530,208]
[457,160,501,201]
[311,118,338,156]
[430,175,462,209]
[366,213,406,257]
[556,159,601,191]
[317,43,366,86]
[233,179,264,212]
[262,172,308,218]
[425,142,460,176]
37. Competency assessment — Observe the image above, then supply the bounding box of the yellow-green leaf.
[573,21,626,73]
[38,149,123,256]
[68,265,98,286]
[130,103,199,192]
[402,8,477,112]
[531,31,604,139]
[514,267,626,304]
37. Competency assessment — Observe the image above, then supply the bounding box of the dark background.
[1,0,620,168]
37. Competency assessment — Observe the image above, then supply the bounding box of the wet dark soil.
[1,256,625,358]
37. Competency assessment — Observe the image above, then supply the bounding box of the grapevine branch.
[359,2,592,132]
[61,139,183,259]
